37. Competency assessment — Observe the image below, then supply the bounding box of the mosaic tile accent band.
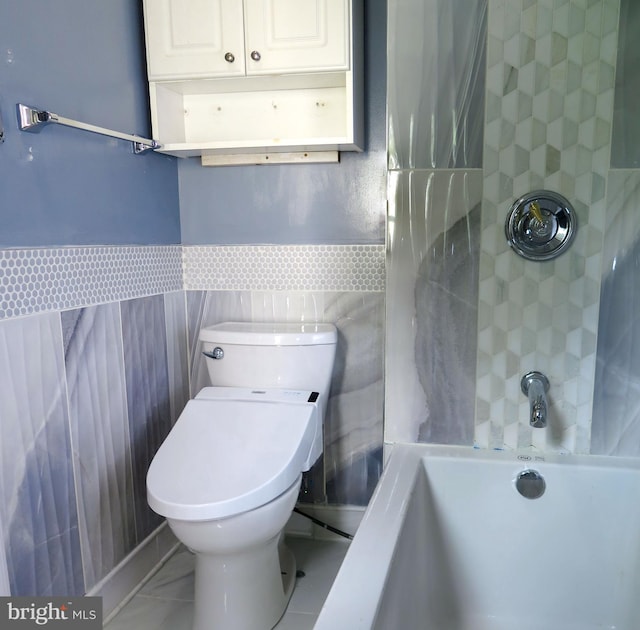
[183,245,386,292]
[0,247,183,320]
[0,245,385,321]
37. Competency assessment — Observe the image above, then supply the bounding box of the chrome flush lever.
[202,347,224,360]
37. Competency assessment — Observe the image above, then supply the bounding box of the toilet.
[147,321,337,630]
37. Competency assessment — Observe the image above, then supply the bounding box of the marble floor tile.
[105,537,348,630]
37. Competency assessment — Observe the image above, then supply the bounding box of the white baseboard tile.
[89,522,179,623]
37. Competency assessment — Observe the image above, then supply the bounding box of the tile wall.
[385,0,487,445]
[476,0,619,453]
[0,247,184,597]
[0,244,385,598]
[183,246,386,506]
[386,0,640,458]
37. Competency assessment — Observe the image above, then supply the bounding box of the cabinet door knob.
[250,50,261,62]
[224,52,235,63]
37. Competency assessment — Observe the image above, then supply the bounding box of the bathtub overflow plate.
[515,469,546,499]
[505,190,576,261]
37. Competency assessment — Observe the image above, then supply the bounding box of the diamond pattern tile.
[475,0,620,453]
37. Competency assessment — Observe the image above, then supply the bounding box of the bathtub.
[314,444,640,630]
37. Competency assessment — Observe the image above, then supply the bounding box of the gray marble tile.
[105,594,194,630]
[188,291,384,506]
[612,0,640,168]
[163,291,190,424]
[388,0,487,169]
[61,304,136,591]
[187,291,252,396]
[138,546,194,601]
[186,290,206,396]
[285,537,349,616]
[0,517,9,595]
[121,296,172,542]
[323,293,385,506]
[592,171,640,455]
[414,207,480,445]
[0,313,83,596]
[385,170,483,446]
[106,537,345,630]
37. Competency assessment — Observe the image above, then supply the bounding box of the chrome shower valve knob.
[505,191,577,261]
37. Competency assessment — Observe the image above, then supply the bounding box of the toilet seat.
[147,389,318,522]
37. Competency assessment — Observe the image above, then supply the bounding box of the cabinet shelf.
[143,0,363,164]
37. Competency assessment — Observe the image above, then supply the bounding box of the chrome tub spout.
[521,371,550,428]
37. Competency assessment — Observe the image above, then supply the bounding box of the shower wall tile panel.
[611,0,640,167]
[61,304,136,591]
[187,290,384,506]
[475,0,620,453]
[121,296,172,542]
[0,313,83,596]
[323,292,384,505]
[592,171,640,456]
[385,170,483,445]
[387,0,487,169]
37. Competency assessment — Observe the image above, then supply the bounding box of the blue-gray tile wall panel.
[592,240,640,456]
[592,171,640,455]
[61,304,136,591]
[0,0,179,247]
[612,0,640,168]
[178,0,387,246]
[323,293,385,505]
[385,170,482,446]
[121,296,172,541]
[164,292,190,424]
[415,206,480,444]
[0,313,83,596]
[187,291,252,397]
[186,291,207,398]
[388,0,487,169]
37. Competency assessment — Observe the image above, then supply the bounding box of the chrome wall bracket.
[505,190,577,261]
[16,103,160,154]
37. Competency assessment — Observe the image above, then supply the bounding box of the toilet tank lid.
[199,322,337,346]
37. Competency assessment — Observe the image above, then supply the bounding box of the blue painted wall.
[178,0,387,245]
[0,0,180,248]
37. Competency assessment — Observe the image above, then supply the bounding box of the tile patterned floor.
[105,537,349,629]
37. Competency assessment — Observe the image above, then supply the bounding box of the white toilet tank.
[199,322,337,412]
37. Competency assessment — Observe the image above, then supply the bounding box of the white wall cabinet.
[142,0,363,164]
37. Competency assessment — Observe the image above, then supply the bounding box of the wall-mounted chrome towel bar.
[16,103,160,154]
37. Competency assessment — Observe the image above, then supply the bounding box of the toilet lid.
[147,398,316,521]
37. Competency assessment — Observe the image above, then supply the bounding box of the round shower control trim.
[505,190,577,261]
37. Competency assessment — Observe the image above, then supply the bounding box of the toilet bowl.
[147,322,337,630]
[168,481,300,630]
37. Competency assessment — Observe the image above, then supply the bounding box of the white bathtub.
[315,444,640,630]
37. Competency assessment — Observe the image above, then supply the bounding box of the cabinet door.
[243,0,349,75]
[144,0,245,80]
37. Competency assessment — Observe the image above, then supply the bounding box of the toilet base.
[193,536,296,630]
[165,479,302,630]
